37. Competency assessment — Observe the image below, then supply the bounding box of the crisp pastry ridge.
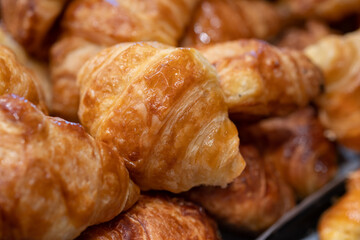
[77,41,245,193]
[0,94,139,240]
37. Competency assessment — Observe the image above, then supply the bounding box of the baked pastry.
[278,0,360,21]
[0,45,47,113]
[77,42,245,193]
[199,40,323,119]
[187,145,295,233]
[0,94,139,240]
[51,0,200,121]
[0,0,69,58]
[305,30,360,151]
[50,36,104,121]
[277,20,333,50]
[240,107,337,198]
[62,0,199,46]
[181,0,286,47]
[0,27,52,109]
[318,170,360,240]
[77,194,221,240]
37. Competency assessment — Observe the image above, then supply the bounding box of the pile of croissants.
[1,0,360,239]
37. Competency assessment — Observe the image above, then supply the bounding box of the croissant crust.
[0,94,139,240]
[78,42,245,193]
[77,194,221,240]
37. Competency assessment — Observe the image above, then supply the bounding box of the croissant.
[239,107,337,198]
[0,27,52,109]
[0,94,139,240]
[276,20,333,50]
[199,40,323,119]
[50,0,200,121]
[62,0,199,46]
[181,0,286,47]
[77,42,245,193]
[186,145,295,233]
[0,0,69,58]
[50,36,105,121]
[305,30,360,151]
[278,0,360,21]
[318,170,360,240]
[77,194,221,240]
[0,45,47,113]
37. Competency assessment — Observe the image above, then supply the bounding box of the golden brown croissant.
[77,42,245,193]
[0,0,69,58]
[187,145,295,233]
[0,45,47,113]
[0,94,139,240]
[277,20,333,50]
[278,0,360,21]
[62,0,199,46]
[181,0,286,47]
[0,27,52,109]
[199,40,323,119]
[50,36,105,121]
[240,107,337,198]
[305,30,360,151]
[318,170,360,240]
[77,194,221,240]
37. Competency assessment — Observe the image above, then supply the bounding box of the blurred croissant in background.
[278,0,360,21]
[0,94,139,240]
[276,20,334,50]
[50,36,104,121]
[305,30,360,151]
[187,145,295,233]
[0,45,47,113]
[318,170,360,240]
[0,27,52,109]
[0,0,69,59]
[199,40,323,120]
[240,107,337,198]
[77,194,221,240]
[51,0,200,121]
[181,0,286,47]
[77,42,245,193]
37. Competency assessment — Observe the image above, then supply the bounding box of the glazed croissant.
[0,94,139,240]
[77,42,245,193]
[187,145,295,233]
[0,0,69,58]
[278,0,360,21]
[50,36,104,121]
[0,45,47,113]
[51,0,200,121]
[181,0,286,47]
[0,27,52,109]
[318,170,360,240]
[305,30,360,151]
[277,20,333,50]
[240,107,337,198]
[62,0,199,46]
[199,40,324,119]
[77,194,221,240]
